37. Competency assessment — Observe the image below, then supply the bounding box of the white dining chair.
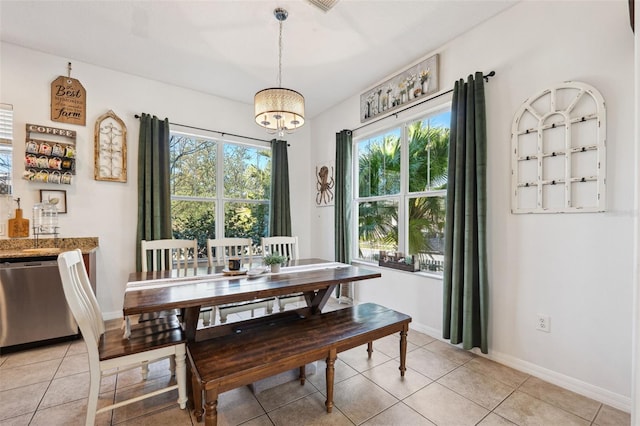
[141,238,198,273]
[206,237,253,268]
[140,238,208,323]
[261,235,299,261]
[58,249,187,426]
[261,236,304,311]
[207,237,274,323]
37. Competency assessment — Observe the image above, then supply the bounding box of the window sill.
[351,259,444,281]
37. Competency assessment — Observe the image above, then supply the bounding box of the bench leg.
[399,326,408,377]
[192,371,204,422]
[204,388,219,426]
[367,341,373,359]
[186,363,194,411]
[325,349,337,413]
[299,365,306,385]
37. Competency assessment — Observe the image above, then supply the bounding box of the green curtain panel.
[269,139,292,237]
[335,130,353,299]
[136,113,172,271]
[443,72,489,353]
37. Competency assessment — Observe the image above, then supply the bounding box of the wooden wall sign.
[50,70,86,126]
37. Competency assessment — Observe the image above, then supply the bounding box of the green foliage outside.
[357,116,449,271]
[169,134,270,257]
[223,202,269,247]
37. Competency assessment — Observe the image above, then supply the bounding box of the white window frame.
[169,128,271,251]
[0,104,13,195]
[353,104,450,274]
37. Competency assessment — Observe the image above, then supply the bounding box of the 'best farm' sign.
[50,76,86,126]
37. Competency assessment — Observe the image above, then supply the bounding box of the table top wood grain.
[123,259,381,317]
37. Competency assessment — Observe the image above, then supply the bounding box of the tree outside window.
[170,133,270,258]
[355,108,449,273]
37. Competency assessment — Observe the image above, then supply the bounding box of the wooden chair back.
[206,237,253,268]
[261,236,299,260]
[140,239,198,272]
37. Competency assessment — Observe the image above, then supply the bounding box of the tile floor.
[0,300,631,426]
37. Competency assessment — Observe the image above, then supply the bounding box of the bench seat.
[187,302,411,425]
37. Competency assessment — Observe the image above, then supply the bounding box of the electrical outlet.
[536,314,550,332]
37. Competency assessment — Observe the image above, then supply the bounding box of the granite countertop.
[0,237,99,258]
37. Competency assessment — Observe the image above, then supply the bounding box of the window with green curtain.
[354,108,450,273]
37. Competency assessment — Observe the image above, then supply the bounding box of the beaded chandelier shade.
[254,8,305,137]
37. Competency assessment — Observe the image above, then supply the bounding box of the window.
[0,104,13,195]
[169,132,271,258]
[355,108,450,273]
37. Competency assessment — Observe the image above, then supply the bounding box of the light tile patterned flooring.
[0,300,631,426]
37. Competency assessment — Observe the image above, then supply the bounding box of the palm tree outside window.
[355,108,450,273]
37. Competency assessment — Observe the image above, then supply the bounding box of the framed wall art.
[40,189,67,213]
[315,162,335,207]
[94,110,127,182]
[360,54,439,123]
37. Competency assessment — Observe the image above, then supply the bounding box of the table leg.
[183,307,201,341]
[399,326,408,377]
[325,348,337,413]
[367,341,373,359]
[308,284,337,314]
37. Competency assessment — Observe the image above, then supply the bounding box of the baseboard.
[485,349,631,413]
[409,321,441,339]
[407,321,631,413]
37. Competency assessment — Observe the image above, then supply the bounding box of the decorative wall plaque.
[360,54,439,123]
[94,110,127,182]
[511,81,606,213]
[50,63,86,126]
[315,162,335,207]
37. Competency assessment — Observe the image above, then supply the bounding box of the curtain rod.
[352,71,496,133]
[133,114,272,143]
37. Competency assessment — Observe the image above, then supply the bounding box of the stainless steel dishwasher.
[0,258,78,350]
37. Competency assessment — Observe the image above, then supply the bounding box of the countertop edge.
[0,237,99,259]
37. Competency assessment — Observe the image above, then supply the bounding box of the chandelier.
[254,8,305,137]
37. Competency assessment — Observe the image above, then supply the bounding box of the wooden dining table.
[122,258,382,342]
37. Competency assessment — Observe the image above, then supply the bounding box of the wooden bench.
[186,302,412,425]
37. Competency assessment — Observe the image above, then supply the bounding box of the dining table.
[122,258,382,342]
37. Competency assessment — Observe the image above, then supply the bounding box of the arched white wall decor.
[511,81,606,213]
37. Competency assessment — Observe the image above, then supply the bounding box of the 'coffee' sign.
[51,76,86,126]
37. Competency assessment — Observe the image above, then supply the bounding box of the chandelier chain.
[278,20,283,87]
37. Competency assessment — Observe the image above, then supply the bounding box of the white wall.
[632,0,639,423]
[312,1,635,411]
[1,0,635,414]
[0,42,313,319]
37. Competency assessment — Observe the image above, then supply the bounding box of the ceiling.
[0,0,516,118]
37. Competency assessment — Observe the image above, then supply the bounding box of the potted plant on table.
[263,252,287,273]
